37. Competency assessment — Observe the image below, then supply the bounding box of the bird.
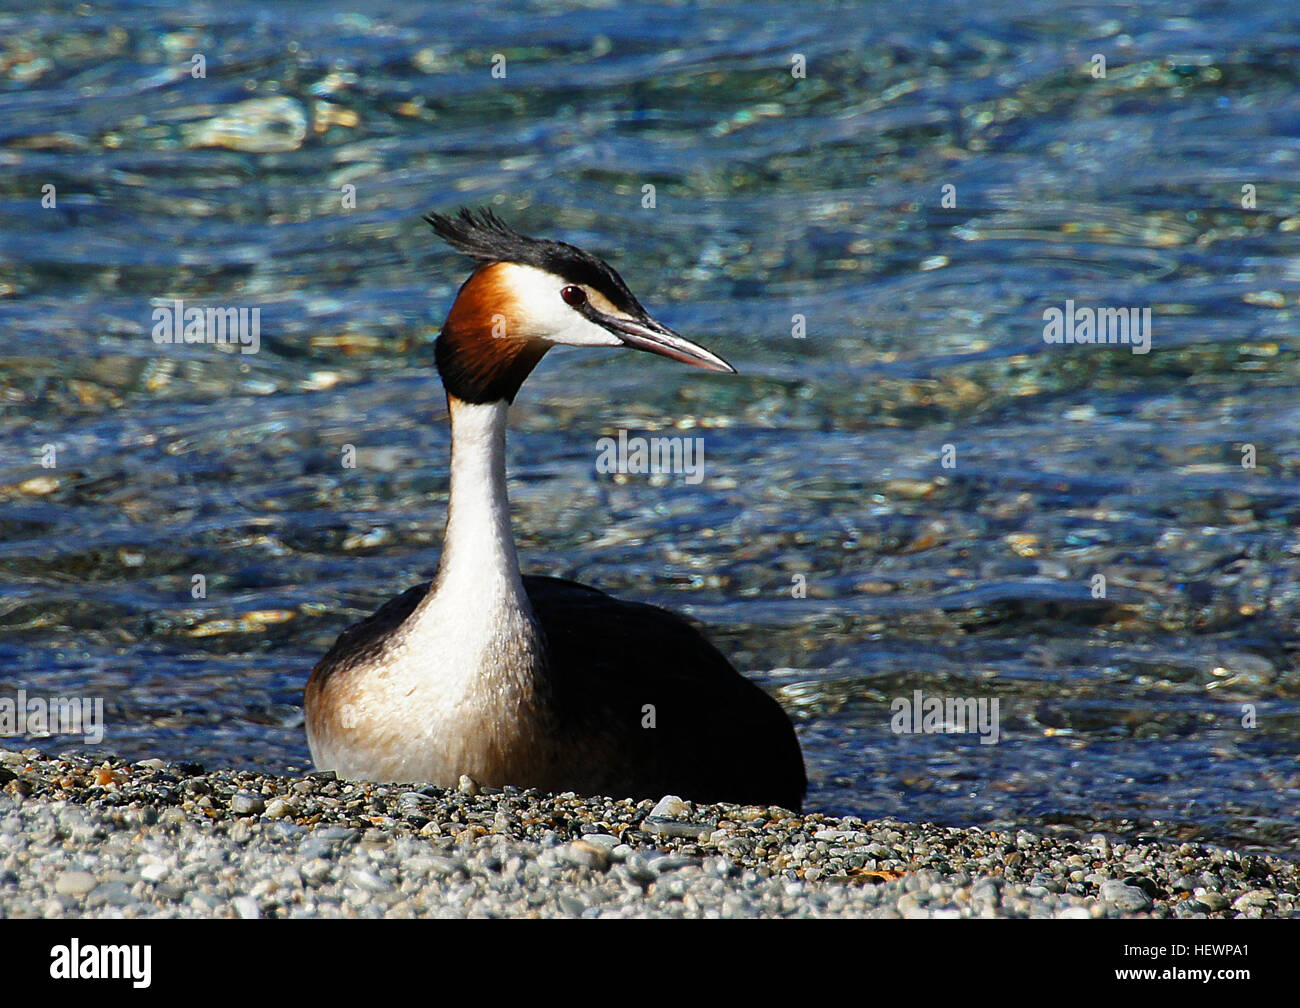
[305,207,806,811]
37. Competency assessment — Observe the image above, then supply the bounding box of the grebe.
[305,208,806,810]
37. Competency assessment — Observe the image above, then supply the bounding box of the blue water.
[1,0,1298,854]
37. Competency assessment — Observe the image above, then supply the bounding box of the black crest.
[424,207,647,318]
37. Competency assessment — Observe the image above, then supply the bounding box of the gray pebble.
[54,870,97,897]
[351,869,392,893]
[641,818,711,840]
[230,793,265,816]
[1099,880,1153,912]
[139,860,169,884]
[424,855,467,878]
[1196,891,1231,911]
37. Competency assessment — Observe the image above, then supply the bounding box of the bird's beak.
[599,313,736,374]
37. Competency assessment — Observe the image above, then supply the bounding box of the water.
[1,1,1298,855]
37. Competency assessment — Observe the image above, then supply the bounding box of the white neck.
[433,398,529,603]
[397,397,544,704]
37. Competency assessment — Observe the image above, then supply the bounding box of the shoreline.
[1,747,1295,918]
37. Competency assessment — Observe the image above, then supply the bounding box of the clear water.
[1,1,1298,855]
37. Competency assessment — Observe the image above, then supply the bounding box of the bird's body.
[305,209,806,810]
[308,573,805,809]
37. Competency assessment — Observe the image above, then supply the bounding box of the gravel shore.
[1,746,1295,919]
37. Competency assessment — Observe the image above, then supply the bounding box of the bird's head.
[425,207,734,403]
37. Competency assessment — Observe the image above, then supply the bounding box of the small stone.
[563,840,612,872]
[55,870,97,897]
[139,861,169,884]
[350,869,392,893]
[233,896,261,919]
[424,856,467,878]
[1099,880,1152,912]
[457,774,480,796]
[1125,876,1160,899]
[972,878,1002,900]
[647,854,697,874]
[230,793,265,815]
[1232,889,1273,911]
[298,826,359,859]
[621,861,656,887]
[650,795,691,819]
[1197,891,1230,912]
[641,818,711,840]
[254,797,285,819]
[813,829,861,842]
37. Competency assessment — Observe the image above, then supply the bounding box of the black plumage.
[425,207,647,318]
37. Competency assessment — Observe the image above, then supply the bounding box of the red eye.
[561,285,587,307]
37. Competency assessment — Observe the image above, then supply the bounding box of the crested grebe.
[305,208,806,810]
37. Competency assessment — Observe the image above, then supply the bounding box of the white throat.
[433,398,530,604]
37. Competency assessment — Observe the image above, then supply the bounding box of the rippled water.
[2,1,1298,855]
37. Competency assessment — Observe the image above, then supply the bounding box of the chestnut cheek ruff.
[435,264,551,405]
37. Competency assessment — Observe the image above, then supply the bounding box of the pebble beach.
[2,747,1294,919]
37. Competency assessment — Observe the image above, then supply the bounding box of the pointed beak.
[599,314,736,374]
